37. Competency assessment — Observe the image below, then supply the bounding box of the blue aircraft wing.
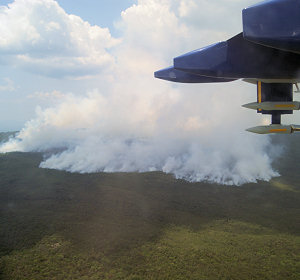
[154,0,300,134]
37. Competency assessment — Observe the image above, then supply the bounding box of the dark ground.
[0,133,299,279]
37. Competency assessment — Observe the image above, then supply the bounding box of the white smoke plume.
[0,0,280,185]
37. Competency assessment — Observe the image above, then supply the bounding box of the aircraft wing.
[154,0,300,134]
[154,66,237,83]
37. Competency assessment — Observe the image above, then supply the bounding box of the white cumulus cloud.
[0,0,119,78]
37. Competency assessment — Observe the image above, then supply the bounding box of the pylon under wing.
[154,0,300,134]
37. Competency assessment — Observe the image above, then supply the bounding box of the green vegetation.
[1,221,299,280]
[0,133,299,279]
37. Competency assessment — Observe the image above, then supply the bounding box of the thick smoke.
[0,84,280,185]
[0,0,280,185]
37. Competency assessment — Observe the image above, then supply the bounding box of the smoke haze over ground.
[0,0,281,185]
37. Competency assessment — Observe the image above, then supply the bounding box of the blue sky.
[2,0,136,33]
[0,0,136,130]
[56,0,136,35]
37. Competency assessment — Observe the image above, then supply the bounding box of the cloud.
[0,0,119,78]
[0,78,14,92]
[27,90,64,100]
[178,0,258,31]
[0,0,282,185]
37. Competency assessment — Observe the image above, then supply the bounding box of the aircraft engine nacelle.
[243,0,300,54]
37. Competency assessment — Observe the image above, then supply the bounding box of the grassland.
[0,133,299,279]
